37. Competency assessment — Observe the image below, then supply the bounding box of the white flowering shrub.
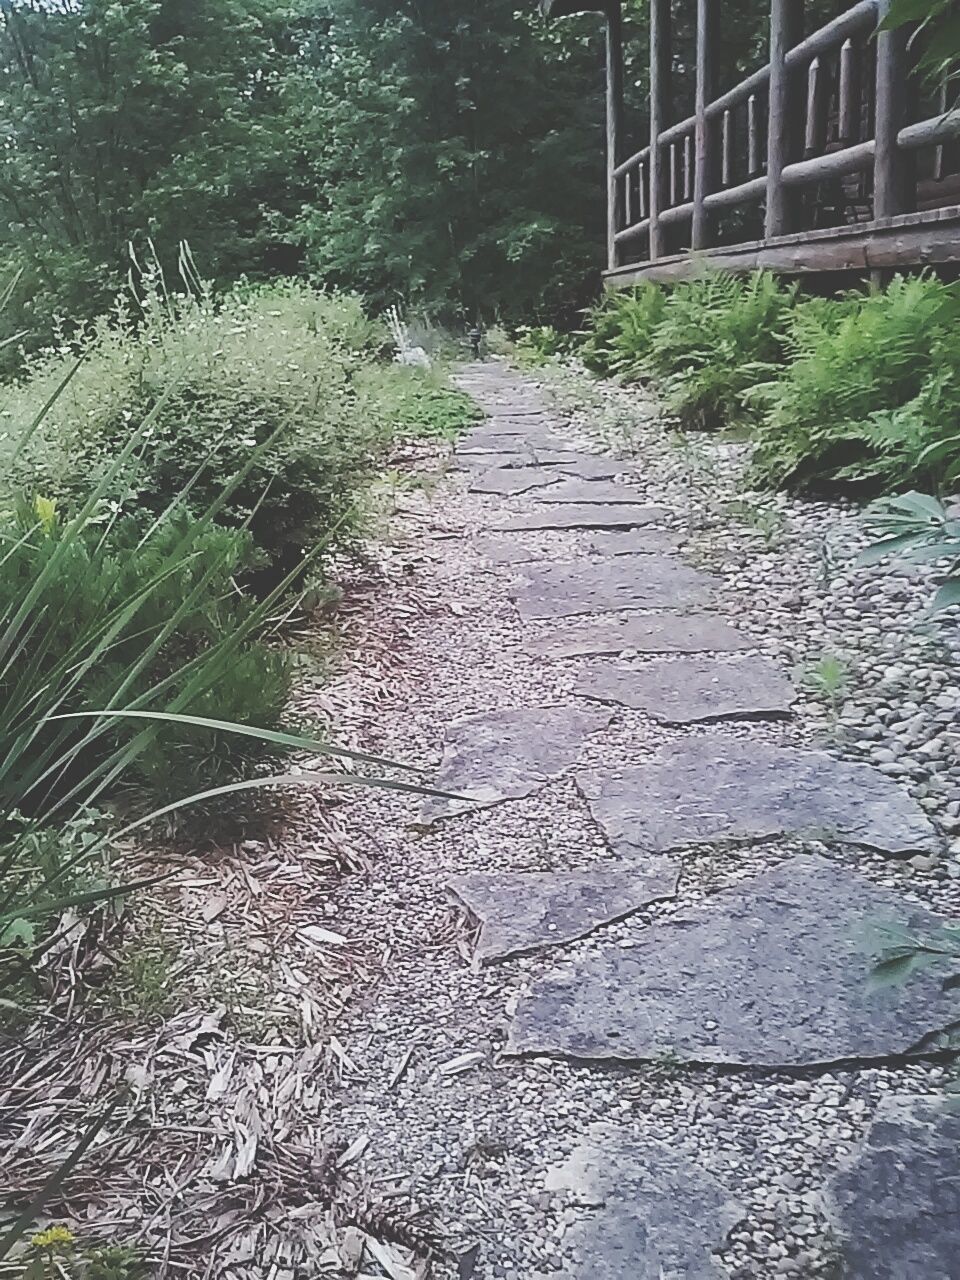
[1,275,389,579]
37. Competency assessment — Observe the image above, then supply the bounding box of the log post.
[692,0,717,249]
[766,0,804,239]
[874,0,911,219]
[649,0,672,260]
[604,0,625,269]
[838,38,861,145]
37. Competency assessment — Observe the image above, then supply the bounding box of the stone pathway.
[323,362,959,1279]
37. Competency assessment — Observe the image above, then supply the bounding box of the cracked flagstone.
[493,504,672,532]
[507,856,959,1066]
[534,478,651,505]
[510,554,719,619]
[576,655,795,722]
[421,705,612,822]
[469,467,561,496]
[448,861,679,963]
[577,734,938,856]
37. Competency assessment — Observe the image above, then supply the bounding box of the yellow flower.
[30,1225,75,1251]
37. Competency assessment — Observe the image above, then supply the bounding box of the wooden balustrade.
[573,0,960,282]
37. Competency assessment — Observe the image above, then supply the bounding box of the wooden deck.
[539,0,960,286]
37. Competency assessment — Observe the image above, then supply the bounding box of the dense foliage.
[750,276,960,491]
[3,275,398,579]
[580,272,796,431]
[0,0,816,358]
[0,0,616,357]
[579,272,960,495]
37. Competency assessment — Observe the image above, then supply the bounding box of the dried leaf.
[438,1051,484,1077]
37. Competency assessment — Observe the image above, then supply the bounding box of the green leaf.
[0,916,35,947]
[930,577,960,613]
[49,710,423,773]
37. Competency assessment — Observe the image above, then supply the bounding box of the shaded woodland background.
[0,0,846,362]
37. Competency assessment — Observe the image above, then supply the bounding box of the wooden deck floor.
[604,204,960,286]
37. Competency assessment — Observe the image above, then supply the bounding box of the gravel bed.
[307,360,959,1278]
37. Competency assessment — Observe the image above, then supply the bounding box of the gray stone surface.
[473,530,683,568]
[577,735,939,856]
[585,529,683,556]
[823,1095,960,1280]
[541,1125,744,1279]
[460,429,567,453]
[449,862,679,963]
[455,447,584,471]
[422,705,612,821]
[510,555,719,619]
[455,449,541,470]
[576,655,795,723]
[524,613,752,658]
[469,466,560,497]
[535,478,649,505]
[508,856,959,1065]
[473,535,541,565]
[494,505,671,533]
[553,455,623,481]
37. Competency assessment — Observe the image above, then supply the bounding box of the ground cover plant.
[579,272,795,431]
[0,268,460,997]
[2,266,394,583]
[748,275,960,492]
[578,271,960,496]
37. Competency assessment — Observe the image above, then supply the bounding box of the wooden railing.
[608,0,960,274]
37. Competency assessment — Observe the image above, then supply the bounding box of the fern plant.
[647,271,797,431]
[579,283,666,380]
[750,274,960,491]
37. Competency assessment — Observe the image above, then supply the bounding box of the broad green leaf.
[930,577,960,613]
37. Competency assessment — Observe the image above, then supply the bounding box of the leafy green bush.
[579,284,667,379]
[513,324,569,367]
[750,275,960,491]
[1,274,392,581]
[646,271,796,431]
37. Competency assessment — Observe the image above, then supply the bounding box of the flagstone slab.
[469,467,561,497]
[552,455,623,481]
[585,529,683,556]
[449,862,679,963]
[461,430,568,453]
[455,449,542,470]
[539,1125,744,1279]
[823,1095,960,1280]
[577,655,795,723]
[534,479,649,505]
[507,856,959,1066]
[456,448,589,471]
[510,555,719,619]
[495,506,672,534]
[524,614,753,658]
[472,535,541,565]
[577,736,938,856]
[421,705,613,822]
[474,530,684,568]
